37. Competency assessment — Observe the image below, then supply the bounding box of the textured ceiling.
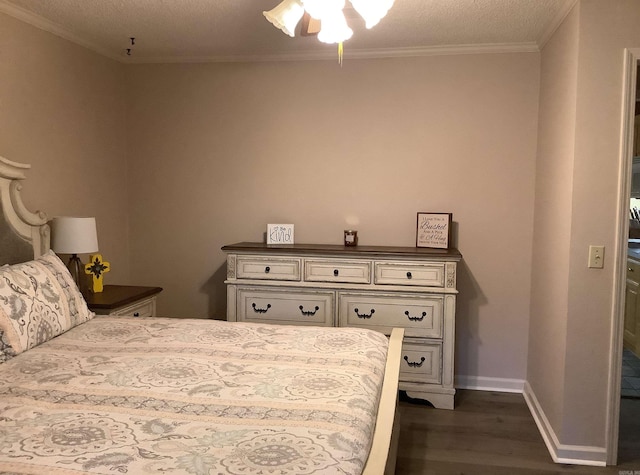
[0,0,575,62]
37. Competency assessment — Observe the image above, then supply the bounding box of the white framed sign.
[416,212,452,249]
[267,224,294,244]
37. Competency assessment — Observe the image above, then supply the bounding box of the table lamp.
[51,217,99,289]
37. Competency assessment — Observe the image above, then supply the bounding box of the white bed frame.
[0,155,403,474]
[0,156,49,259]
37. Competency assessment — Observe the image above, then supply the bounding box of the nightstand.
[84,285,163,317]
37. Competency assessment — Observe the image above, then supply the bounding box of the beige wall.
[529,0,640,455]
[527,2,579,443]
[565,0,640,446]
[125,54,540,381]
[0,13,130,282]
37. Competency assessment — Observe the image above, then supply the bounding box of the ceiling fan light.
[317,10,353,44]
[263,0,305,37]
[302,0,345,20]
[349,0,395,28]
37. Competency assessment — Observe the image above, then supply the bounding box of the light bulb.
[317,9,353,44]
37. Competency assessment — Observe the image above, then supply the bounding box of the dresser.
[222,242,462,409]
[84,285,163,317]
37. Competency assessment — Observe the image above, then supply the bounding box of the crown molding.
[130,43,540,64]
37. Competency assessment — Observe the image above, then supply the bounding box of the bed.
[0,156,403,475]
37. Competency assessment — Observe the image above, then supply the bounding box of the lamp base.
[67,254,88,293]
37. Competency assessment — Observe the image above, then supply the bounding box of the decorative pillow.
[0,329,17,363]
[0,249,94,358]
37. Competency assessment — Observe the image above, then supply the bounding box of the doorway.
[610,48,640,465]
[618,62,640,464]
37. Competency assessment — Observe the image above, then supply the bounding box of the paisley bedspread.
[0,317,389,475]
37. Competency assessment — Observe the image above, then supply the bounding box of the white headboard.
[0,156,49,265]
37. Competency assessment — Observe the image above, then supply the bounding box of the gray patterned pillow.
[0,329,17,362]
[0,249,94,358]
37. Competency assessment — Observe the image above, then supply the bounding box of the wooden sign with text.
[267,224,294,244]
[416,213,452,249]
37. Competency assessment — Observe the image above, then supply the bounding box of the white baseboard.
[455,375,525,393]
[522,381,607,466]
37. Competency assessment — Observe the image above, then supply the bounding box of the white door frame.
[607,47,640,466]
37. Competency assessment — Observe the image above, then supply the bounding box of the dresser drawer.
[374,261,445,287]
[236,256,301,281]
[110,298,155,318]
[304,259,371,284]
[400,340,442,385]
[338,292,443,338]
[237,287,334,326]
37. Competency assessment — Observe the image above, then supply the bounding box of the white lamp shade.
[317,10,353,44]
[349,0,394,28]
[263,0,305,37]
[51,217,99,254]
[302,0,345,20]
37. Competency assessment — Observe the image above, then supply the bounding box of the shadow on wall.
[455,259,486,381]
[201,262,228,320]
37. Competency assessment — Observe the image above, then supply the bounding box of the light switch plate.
[588,245,605,268]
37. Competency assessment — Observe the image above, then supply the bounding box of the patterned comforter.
[0,317,389,475]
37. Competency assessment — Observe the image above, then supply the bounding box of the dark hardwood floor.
[395,390,640,474]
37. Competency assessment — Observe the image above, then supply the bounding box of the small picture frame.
[416,212,452,249]
[267,224,294,244]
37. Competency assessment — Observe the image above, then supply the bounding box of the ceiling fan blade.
[300,12,320,36]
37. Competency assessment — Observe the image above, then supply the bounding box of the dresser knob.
[629,267,634,272]
[133,312,140,317]
[334,269,339,276]
[406,271,412,279]
[265,266,270,273]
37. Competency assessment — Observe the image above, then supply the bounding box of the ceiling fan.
[264,0,394,44]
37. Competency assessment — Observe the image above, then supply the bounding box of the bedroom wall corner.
[0,11,130,283]
[526,0,579,450]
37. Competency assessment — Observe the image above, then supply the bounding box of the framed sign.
[267,224,294,244]
[416,212,452,249]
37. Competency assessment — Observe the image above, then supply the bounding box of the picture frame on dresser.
[416,212,452,249]
[267,223,294,244]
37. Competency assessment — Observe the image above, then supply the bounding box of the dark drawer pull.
[133,312,140,317]
[252,303,271,314]
[406,271,412,279]
[334,269,339,277]
[405,310,426,322]
[354,308,375,319]
[299,305,320,316]
[265,266,270,273]
[404,355,426,368]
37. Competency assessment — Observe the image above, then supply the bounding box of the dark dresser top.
[222,242,462,260]
[83,285,163,310]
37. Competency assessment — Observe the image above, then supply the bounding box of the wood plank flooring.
[395,390,640,474]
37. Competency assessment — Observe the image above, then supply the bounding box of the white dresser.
[222,242,462,409]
